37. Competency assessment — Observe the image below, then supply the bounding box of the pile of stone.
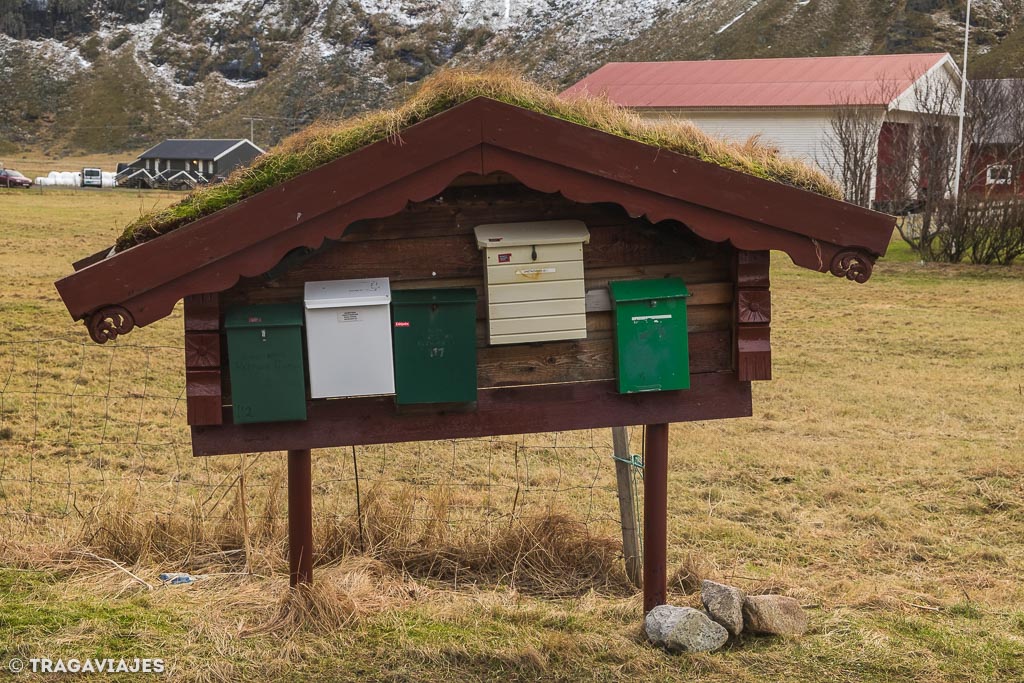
[644,580,808,653]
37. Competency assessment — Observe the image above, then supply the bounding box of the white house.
[565,53,963,208]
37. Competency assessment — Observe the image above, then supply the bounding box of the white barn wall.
[890,56,962,114]
[638,108,887,204]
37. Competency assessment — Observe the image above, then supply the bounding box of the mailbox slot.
[304,278,395,399]
[391,288,478,405]
[474,220,590,345]
[609,278,691,394]
[224,304,307,424]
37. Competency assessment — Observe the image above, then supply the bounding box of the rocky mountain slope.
[1,0,1022,153]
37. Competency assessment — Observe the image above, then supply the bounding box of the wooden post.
[643,424,669,612]
[287,448,313,587]
[612,427,641,588]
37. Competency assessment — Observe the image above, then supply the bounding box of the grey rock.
[644,605,729,653]
[742,594,809,636]
[701,580,745,637]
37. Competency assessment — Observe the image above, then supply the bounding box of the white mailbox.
[304,278,395,399]
[474,220,590,345]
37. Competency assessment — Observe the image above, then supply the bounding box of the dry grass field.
[1,187,1023,682]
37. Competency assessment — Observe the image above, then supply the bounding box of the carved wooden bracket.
[738,289,771,324]
[86,306,136,344]
[738,325,771,382]
[829,250,873,283]
[734,250,772,382]
[184,294,223,426]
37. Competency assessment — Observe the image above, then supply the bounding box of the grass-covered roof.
[115,69,842,251]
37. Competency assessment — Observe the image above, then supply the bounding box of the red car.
[0,169,32,188]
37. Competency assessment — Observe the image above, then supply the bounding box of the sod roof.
[115,69,842,251]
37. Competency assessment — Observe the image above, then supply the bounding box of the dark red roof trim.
[54,97,894,343]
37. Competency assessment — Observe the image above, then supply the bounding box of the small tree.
[821,79,902,209]
[917,76,1024,264]
[826,69,1024,264]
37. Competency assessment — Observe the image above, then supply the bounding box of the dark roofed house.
[118,138,265,189]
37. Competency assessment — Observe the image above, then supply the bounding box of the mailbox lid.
[608,278,690,304]
[390,288,477,306]
[474,220,591,249]
[391,288,477,405]
[304,278,391,309]
[224,303,307,423]
[225,303,304,329]
[609,278,691,394]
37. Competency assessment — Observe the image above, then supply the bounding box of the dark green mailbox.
[391,288,477,405]
[224,304,307,424]
[608,278,691,394]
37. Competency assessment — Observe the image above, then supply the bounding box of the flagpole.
[953,0,972,201]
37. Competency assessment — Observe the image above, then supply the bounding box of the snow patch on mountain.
[717,1,760,34]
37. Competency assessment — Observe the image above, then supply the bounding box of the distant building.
[968,79,1024,198]
[118,139,264,189]
[566,54,963,208]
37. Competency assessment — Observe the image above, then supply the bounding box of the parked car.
[81,167,102,188]
[0,168,32,188]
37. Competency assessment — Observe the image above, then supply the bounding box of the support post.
[643,424,669,612]
[288,448,313,587]
[612,427,641,588]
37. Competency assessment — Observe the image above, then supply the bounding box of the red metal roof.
[564,53,952,108]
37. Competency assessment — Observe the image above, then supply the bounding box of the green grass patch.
[0,568,185,663]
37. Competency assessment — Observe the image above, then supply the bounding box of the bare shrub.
[821,78,902,208]
[886,72,1024,263]
[929,197,1024,265]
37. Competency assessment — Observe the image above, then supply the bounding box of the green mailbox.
[224,304,307,424]
[391,288,478,405]
[608,278,691,394]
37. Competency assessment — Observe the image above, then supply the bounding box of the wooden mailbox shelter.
[55,78,895,611]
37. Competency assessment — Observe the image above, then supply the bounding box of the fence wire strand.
[0,338,641,564]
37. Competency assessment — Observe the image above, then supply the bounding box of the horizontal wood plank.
[186,369,223,426]
[192,372,752,456]
[476,329,731,387]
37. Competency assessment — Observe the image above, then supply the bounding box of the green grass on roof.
[115,69,843,251]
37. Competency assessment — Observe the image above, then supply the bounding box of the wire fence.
[0,338,643,582]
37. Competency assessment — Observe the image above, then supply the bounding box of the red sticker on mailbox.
[498,253,511,263]
[248,317,262,323]
[394,321,410,327]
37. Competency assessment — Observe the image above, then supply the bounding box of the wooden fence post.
[643,424,669,612]
[612,427,641,588]
[288,448,313,587]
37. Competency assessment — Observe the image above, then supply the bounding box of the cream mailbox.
[474,220,590,345]
[304,278,395,398]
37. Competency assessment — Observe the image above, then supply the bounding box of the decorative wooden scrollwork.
[86,306,135,344]
[738,290,772,324]
[184,294,223,426]
[734,250,773,381]
[185,333,220,368]
[829,250,873,283]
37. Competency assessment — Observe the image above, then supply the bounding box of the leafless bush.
[822,79,901,208]
[928,196,1024,265]
[886,71,1024,263]
[824,64,1023,263]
